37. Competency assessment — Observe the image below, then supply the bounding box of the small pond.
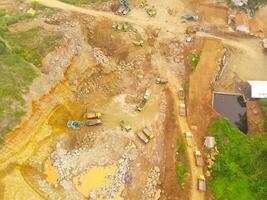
[213,93,248,133]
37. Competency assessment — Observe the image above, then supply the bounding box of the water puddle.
[72,165,123,199]
[43,158,59,185]
[213,93,248,133]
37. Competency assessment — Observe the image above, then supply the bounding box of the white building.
[248,81,267,98]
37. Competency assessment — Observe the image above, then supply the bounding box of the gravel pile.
[92,48,110,65]
[141,167,161,200]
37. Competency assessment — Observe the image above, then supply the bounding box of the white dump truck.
[197,175,206,192]
[194,151,204,167]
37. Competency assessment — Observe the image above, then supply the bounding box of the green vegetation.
[259,99,267,132]
[209,118,267,200]
[60,0,101,5]
[175,140,188,189]
[188,51,200,71]
[0,8,62,142]
[225,0,267,15]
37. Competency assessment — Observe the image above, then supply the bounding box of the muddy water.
[213,93,248,133]
[43,159,59,185]
[72,165,124,199]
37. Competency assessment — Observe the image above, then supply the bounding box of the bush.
[209,118,267,200]
[188,51,200,71]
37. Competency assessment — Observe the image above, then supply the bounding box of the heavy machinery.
[132,40,144,47]
[136,131,149,144]
[179,103,186,116]
[86,112,102,119]
[136,89,151,111]
[178,88,185,100]
[116,0,130,16]
[119,120,132,132]
[142,127,154,139]
[145,6,157,17]
[197,175,206,192]
[155,78,168,84]
[181,13,199,21]
[112,23,129,32]
[67,119,102,129]
[194,151,204,166]
[185,131,193,147]
[139,0,148,8]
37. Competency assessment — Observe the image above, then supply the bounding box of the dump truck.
[136,131,149,144]
[179,103,186,116]
[155,78,168,84]
[178,88,184,100]
[197,175,206,192]
[143,89,151,100]
[119,120,132,132]
[86,112,102,119]
[194,151,204,167]
[116,7,131,16]
[142,127,154,139]
[136,99,147,112]
[86,119,102,126]
[185,27,197,34]
[132,40,144,47]
[185,131,193,147]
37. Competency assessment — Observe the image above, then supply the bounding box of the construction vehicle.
[67,120,84,129]
[142,127,154,139]
[181,13,199,21]
[179,103,186,116]
[186,27,197,34]
[139,0,148,8]
[194,151,204,166]
[143,89,151,100]
[145,6,157,17]
[112,23,129,32]
[197,175,206,192]
[155,78,168,84]
[185,131,193,147]
[136,131,149,144]
[132,40,144,47]
[262,39,267,53]
[119,120,132,132]
[86,112,102,119]
[86,119,102,126]
[178,88,185,100]
[116,0,130,16]
[136,99,147,112]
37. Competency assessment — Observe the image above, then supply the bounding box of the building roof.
[248,81,267,98]
[204,136,216,149]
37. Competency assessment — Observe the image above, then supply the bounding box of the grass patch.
[209,118,267,200]
[175,140,188,189]
[259,99,267,132]
[60,0,102,5]
[2,26,62,67]
[188,51,200,71]
[0,8,62,142]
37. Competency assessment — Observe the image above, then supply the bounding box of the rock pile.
[141,166,161,200]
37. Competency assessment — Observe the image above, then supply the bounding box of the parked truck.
[178,88,185,100]
[197,175,206,192]
[86,119,102,126]
[136,131,149,144]
[142,127,154,139]
[194,151,204,166]
[119,120,132,132]
[185,131,193,147]
[179,103,186,116]
[86,112,102,119]
[155,78,168,84]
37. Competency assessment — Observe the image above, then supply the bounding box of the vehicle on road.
[194,151,204,166]
[179,103,186,116]
[197,175,206,192]
[136,99,147,112]
[142,127,154,139]
[178,88,185,100]
[185,131,193,147]
[143,89,151,100]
